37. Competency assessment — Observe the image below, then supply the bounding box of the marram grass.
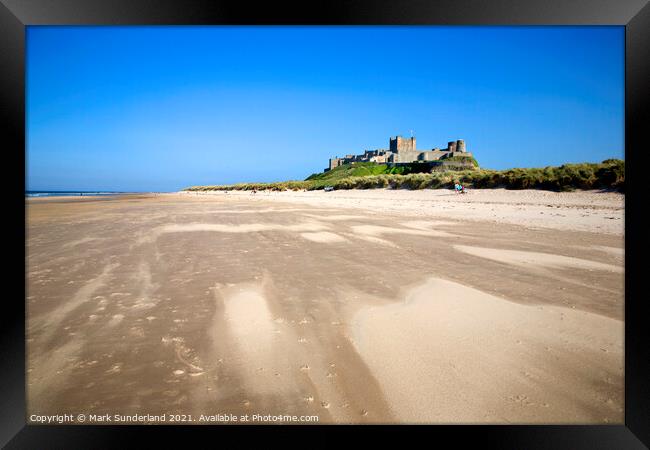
[184,159,623,193]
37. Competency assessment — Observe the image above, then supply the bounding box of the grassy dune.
[306,158,480,181]
[184,159,624,193]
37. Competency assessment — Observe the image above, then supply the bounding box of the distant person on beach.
[454,182,466,194]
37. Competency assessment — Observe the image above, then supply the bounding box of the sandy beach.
[195,188,624,235]
[26,189,624,424]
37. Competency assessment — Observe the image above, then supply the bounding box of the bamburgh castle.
[326,135,473,172]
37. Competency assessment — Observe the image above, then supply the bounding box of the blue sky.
[27,26,624,192]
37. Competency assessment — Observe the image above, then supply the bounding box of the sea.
[25,191,128,198]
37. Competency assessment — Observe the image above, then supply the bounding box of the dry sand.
[197,188,624,235]
[26,190,623,424]
[352,278,622,423]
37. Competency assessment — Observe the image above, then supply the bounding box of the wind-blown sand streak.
[454,245,623,273]
[30,262,119,342]
[352,277,623,423]
[222,286,291,395]
[300,232,347,243]
[350,224,452,238]
[138,221,332,244]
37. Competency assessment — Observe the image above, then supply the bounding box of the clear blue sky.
[27,26,624,192]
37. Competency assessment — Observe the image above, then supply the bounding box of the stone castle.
[326,135,473,172]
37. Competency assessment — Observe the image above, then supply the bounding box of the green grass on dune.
[185,159,624,193]
[305,158,479,183]
[305,162,407,181]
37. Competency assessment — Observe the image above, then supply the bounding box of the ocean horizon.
[26,190,134,197]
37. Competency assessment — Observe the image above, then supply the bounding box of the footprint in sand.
[508,394,533,406]
[106,363,122,374]
[108,314,124,327]
[129,326,145,337]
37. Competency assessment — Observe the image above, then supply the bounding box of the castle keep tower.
[389,136,418,163]
[390,136,416,153]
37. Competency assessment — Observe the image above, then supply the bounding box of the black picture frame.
[2,0,648,448]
